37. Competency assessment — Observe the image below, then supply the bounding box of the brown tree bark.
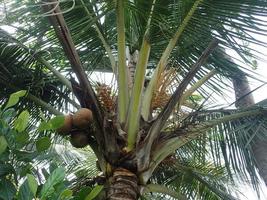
[232,72,255,108]
[232,72,267,186]
[107,168,139,200]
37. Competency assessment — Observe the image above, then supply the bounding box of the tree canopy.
[1,0,267,199]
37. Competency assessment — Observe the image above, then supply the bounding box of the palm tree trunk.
[232,72,254,108]
[232,72,267,186]
[107,168,139,200]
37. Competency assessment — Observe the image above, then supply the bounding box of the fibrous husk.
[70,132,89,148]
[72,108,93,129]
[57,114,72,135]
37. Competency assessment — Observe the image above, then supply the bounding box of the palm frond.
[151,158,238,200]
[0,29,74,115]
[162,105,267,192]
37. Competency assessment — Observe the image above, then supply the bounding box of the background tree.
[1,0,267,199]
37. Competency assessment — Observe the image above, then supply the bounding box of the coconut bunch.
[151,68,177,109]
[57,108,93,148]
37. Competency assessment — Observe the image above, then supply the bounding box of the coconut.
[57,114,72,135]
[70,132,89,148]
[72,108,93,129]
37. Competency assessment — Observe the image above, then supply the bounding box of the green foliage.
[4,90,27,110]
[27,174,38,196]
[0,178,16,200]
[15,131,30,145]
[0,92,73,200]
[36,137,51,152]
[40,167,66,200]
[17,176,35,200]
[0,163,14,177]
[14,110,30,132]
[38,115,65,132]
[72,187,90,200]
[85,185,103,200]
[0,136,8,155]
[1,0,267,199]
[60,189,73,200]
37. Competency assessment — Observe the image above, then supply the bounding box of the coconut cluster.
[57,108,93,148]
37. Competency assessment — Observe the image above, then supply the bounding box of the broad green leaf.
[50,115,65,129]
[38,116,64,132]
[72,186,91,200]
[85,185,103,200]
[2,108,16,123]
[36,137,51,152]
[38,121,52,132]
[17,178,34,200]
[0,136,8,155]
[60,189,73,200]
[14,110,30,132]
[4,90,27,109]
[54,181,65,192]
[48,181,68,200]
[15,131,29,145]
[40,167,65,200]
[0,178,16,200]
[27,174,38,196]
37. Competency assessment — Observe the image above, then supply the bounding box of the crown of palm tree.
[1,0,267,199]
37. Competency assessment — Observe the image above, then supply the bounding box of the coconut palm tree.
[1,0,267,199]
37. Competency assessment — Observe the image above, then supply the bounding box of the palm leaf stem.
[27,92,63,115]
[191,172,237,200]
[38,57,73,91]
[116,0,129,125]
[145,0,157,33]
[142,0,203,121]
[43,0,103,119]
[137,39,219,173]
[180,69,216,106]
[158,0,203,66]
[125,0,156,151]
[43,0,106,151]
[126,38,151,151]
